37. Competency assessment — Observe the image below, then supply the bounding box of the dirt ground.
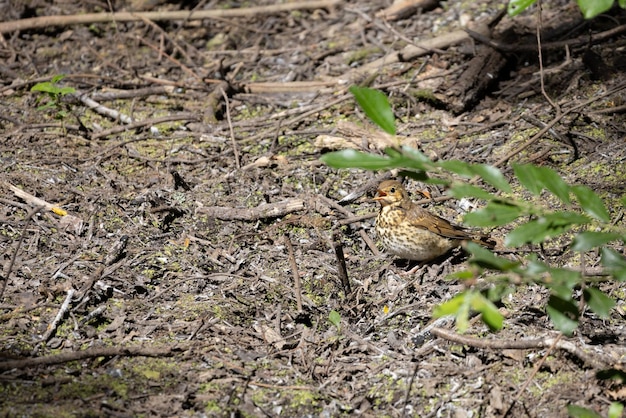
[1,0,625,417]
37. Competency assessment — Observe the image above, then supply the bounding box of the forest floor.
[0,0,625,416]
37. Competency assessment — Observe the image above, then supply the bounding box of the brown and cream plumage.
[374,180,494,262]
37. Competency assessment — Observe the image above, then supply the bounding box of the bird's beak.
[373,190,386,201]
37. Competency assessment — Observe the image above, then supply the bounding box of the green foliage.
[31,74,76,119]
[434,289,503,332]
[349,85,396,135]
[567,402,624,418]
[508,0,623,19]
[328,310,341,331]
[320,86,626,338]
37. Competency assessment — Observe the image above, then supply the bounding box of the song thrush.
[374,180,494,262]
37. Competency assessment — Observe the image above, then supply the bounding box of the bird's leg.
[403,261,428,276]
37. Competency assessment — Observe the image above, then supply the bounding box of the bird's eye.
[390,187,395,193]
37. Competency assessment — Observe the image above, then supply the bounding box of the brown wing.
[405,204,473,241]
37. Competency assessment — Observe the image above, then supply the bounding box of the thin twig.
[90,113,199,139]
[221,87,241,169]
[283,235,303,312]
[535,0,560,113]
[0,0,342,34]
[332,231,351,296]
[41,288,75,343]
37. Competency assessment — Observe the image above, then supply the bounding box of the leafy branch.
[321,86,626,336]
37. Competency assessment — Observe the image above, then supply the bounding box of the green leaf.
[446,270,476,281]
[571,185,610,222]
[548,267,581,291]
[584,287,615,318]
[505,219,562,247]
[320,149,395,170]
[470,293,503,331]
[508,0,536,16]
[437,160,473,177]
[434,292,473,332]
[601,247,626,269]
[608,402,624,418]
[400,146,432,165]
[464,201,523,227]
[465,242,521,271]
[328,310,341,329]
[601,247,626,281]
[513,163,543,195]
[448,183,496,200]
[484,282,515,301]
[567,404,603,418]
[577,0,614,18]
[539,168,571,205]
[434,293,466,317]
[471,164,512,193]
[546,295,579,336]
[50,74,66,83]
[439,162,511,193]
[505,212,588,247]
[543,211,590,225]
[513,164,571,204]
[571,231,622,251]
[349,86,396,135]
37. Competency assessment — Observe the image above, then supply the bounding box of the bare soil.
[1,0,625,417]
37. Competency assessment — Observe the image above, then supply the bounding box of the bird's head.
[374,180,407,207]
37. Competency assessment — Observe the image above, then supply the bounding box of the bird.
[374,180,494,262]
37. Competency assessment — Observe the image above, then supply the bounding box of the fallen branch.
[197,199,305,221]
[90,113,200,140]
[0,345,182,371]
[6,182,84,234]
[430,327,623,370]
[73,91,134,124]
[0,0,341,34]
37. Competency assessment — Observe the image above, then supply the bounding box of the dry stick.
[502,334,562,418]
[340,30,469,83]
[7,183,84,233]
[430,327,616,369]
[197,199,306,221]
[74,91,134,124]
[283,235,303,312]
[90,113,199,139]
[0,345,181,371]
[0,0,341,34]
[221,87,241,169]
[245,81,339,94]
[535,0,560,113]
[90,86,175,101]
[0,205,42,299]
[332,231,351,296]
[41,289,75,343]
